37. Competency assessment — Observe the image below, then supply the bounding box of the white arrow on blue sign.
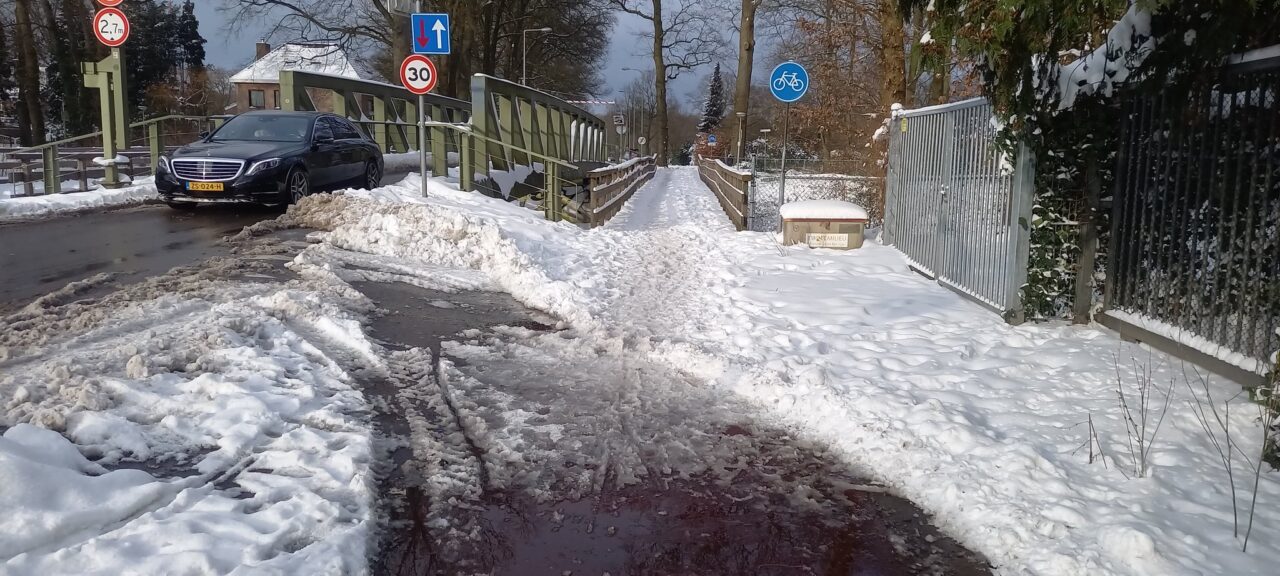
[411,13,451,55]
[769,61,809,103]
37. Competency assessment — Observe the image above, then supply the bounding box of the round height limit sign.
[94,8,130,47]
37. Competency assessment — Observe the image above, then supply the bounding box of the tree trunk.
[732,0,757,147]
[651,0,668,166]
[877,0,906,111]
[14,0,46,145]
[442,0,475,99]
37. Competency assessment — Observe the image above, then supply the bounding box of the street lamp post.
[735,111,747,166]
[521,27,553,86]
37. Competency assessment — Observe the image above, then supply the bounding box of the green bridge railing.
[6,72,640,222]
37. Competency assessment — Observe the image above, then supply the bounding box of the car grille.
[171,159,244,181]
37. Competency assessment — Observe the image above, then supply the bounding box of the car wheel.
[364,161,381,190]
[166,201,196,210]
[286,169,310,204]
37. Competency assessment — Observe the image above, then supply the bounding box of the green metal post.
[430,105,447,177]
[405,98,419,150]
[42,146,59,194]
[111,49,128,153]
[460,133,474,191]
[545,161,558,222]
[372,96,389,152]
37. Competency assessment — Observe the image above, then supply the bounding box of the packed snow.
[779,199,870,220]
[2,165,1277,575]
[279,168,1279,576]
[0,178,158,222]
[0,248,377,573]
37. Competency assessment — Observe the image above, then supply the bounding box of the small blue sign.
[769,61,809,103]
[411,13,451,55]
[708,135,717,144]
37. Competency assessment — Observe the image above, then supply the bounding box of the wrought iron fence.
[748,157,883,232]
[884,98,1035,322]
[1104,57,1279,379]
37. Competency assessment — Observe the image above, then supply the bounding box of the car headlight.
[157,155,171,173]
[246,158,281,176]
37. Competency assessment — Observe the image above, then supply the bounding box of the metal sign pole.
[780,102,790,206]
[419,94,428,197]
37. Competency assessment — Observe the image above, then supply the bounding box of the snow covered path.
[284,168,1279,576]
[2,166,1276,575]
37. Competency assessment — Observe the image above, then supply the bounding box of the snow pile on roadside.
[0,178,158,222]
[287,169,1280,576]
[0,255,376,573]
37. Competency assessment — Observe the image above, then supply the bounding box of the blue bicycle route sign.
[769,61,809,103]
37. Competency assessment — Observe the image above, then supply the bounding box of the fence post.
[148,121,163,174]
[77,159,89,192]
[430,106,448,177]
[42,146,60,194]
[544,162,559,222]
[22,163,34,197]
[1005,141,1037,324]
[1072,154,1102,323]
[460,133,474,191]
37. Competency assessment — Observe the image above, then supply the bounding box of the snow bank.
[779,199,869,220]
[282,168,1280,576]
[0,178,158,222]
[0,246,376,573]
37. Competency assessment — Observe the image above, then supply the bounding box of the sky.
[193,3,709,110]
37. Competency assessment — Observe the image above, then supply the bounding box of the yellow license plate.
[186,182,224,192]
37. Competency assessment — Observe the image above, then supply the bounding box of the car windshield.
[211,115,311,143]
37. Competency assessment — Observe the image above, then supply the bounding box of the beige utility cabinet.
[780,200,869,250]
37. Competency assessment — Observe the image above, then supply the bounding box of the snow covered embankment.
[0,251,376,573]
[285,168,1280,576]
[0,178,158,222]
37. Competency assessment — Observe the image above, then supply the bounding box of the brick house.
[228,42,364,113]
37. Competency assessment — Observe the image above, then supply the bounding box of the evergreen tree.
[177,1,206,75]
[697,63,725,133]
[124,0,182,110]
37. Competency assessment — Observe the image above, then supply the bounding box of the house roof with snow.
[229,42,363,84]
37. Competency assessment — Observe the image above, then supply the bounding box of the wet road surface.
[355,280,992,576]
[0,171,411,312]
[0,204,278,312]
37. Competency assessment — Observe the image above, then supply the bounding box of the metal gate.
[884,98,1035,322]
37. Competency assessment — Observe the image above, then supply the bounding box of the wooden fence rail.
[586,156,656,227]
[697,156,751,230]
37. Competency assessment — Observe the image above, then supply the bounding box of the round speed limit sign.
[400,55,438,95]
[93,8,130,47]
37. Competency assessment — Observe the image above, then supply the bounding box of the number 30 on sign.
[400,55,438,95]
[94,8,130,47]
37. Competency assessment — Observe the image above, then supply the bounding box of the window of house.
[249,90,266,109]
[273,90,280,109]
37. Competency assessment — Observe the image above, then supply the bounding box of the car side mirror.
[199,131,209,139]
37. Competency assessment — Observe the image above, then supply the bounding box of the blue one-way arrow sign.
[411,13,451,55]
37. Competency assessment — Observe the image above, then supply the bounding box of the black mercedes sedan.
[156,111,383,208]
